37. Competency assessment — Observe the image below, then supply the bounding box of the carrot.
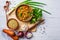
[12,35,19,40]
[3,29,15,36]
[3,29,19,40]
[17,9,20,13]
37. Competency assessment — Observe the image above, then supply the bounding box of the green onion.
[22,1,46,5]
[25,3,43,7]
[25,0,32,1]
[31,6,51,15]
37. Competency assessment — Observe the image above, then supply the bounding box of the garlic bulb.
[20,24,28,31]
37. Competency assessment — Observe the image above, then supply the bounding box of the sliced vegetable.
[25,31,33,39]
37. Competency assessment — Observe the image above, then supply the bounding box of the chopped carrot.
[17,9,20,13]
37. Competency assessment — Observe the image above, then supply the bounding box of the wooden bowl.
[15,4,33,22]
[7,18,19,30]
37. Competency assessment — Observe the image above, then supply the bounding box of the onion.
[25,31,33,39]
[17,31,24,38]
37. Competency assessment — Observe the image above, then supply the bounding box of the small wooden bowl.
[7,18,19,30]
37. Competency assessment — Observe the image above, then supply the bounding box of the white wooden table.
[0,0,60,40]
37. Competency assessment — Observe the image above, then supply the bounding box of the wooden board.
[7,9,44,32]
